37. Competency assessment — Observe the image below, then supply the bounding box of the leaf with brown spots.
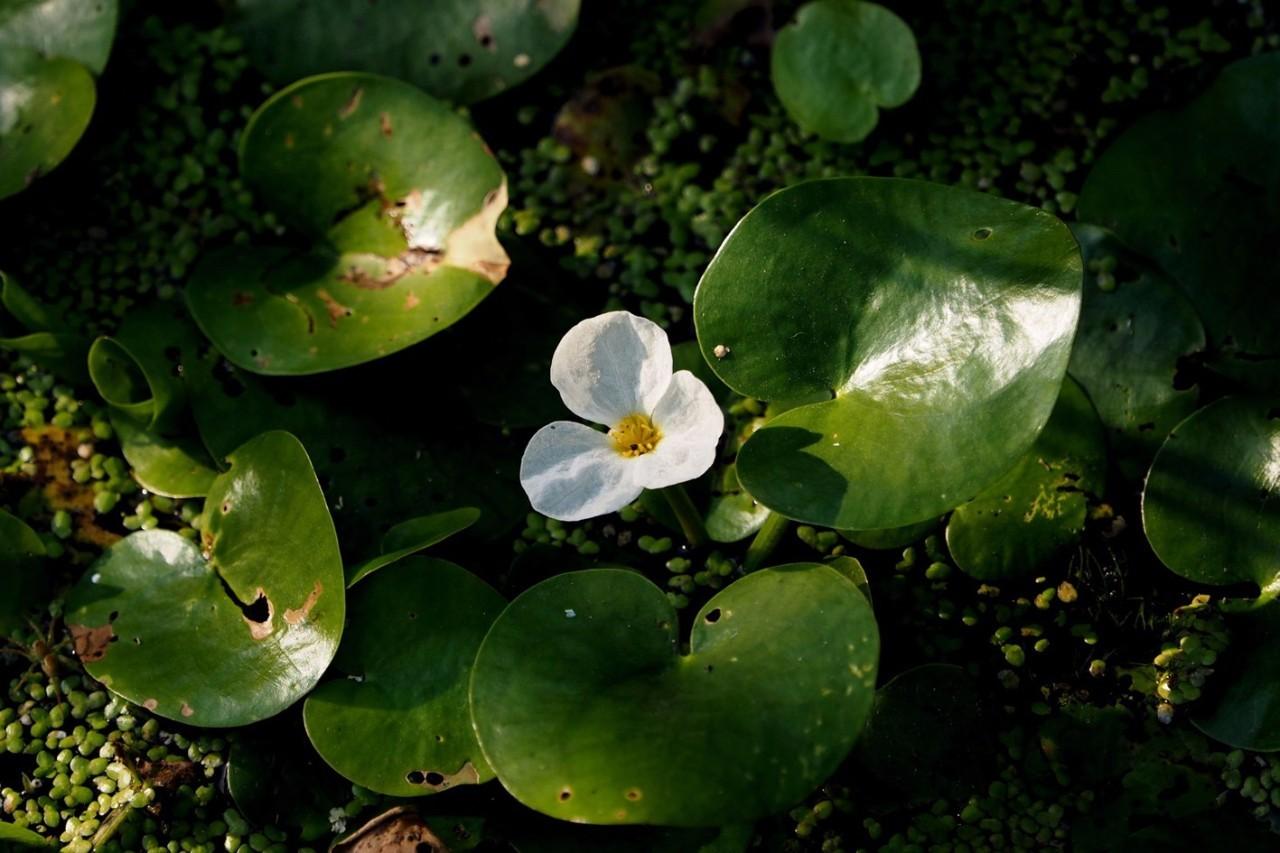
[332,807,449,853]
[64,431,345,727]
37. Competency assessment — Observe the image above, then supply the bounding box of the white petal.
[520,421,642,522]
[633,370,725,490]
[550,311,673,426]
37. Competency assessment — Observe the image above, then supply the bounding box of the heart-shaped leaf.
[0,0,117,199]
[64,431,345,727]
[234,0,580,105]
[1078,53,1280,359]
[770,0,920,143]
[0,272,88,380]
[0,509,47,637]
[1067,225,1205,480]
[471,563,879,826]
[945,376,1106,580]
[187,73,509,375]
[1142,396,1280,597]
[305,557,504,796]
[346,508,481,587]
[695,177,1082,530]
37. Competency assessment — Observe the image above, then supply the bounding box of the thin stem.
[744,511,790,573]
[660,485,707,548]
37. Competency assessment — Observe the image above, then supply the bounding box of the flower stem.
[744,511,790,573]
[660,485,707,548]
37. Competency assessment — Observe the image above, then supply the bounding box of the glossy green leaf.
[187,73,508,375]
[839,518,937,550]
[0,0,118,73]
[64,431,345,727]
[854,664,987,800]
[1193,600,1280,751]
[1078,53,1280,357]
[0,47,94,199]
[183,349,523,558]
[0,271,87,380]
[234,0,580,105]
[305,558,504,796]
[1141,396,1280,596]
[471,563,879,826]
[705,464,769,543]
[695,177,1082,530]
[108,410,219,500]
[946,377,1106,581]
[771,0,920,143]
[0,819,53,846]
[1068,224,1205,480]
[0,509,47,637]
[346,508,481,587]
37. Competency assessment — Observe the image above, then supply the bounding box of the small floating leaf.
[0,510,48,638]
[771,0,920,143]
[64,431,345,727]
[305,558,504,796]
[471,563,879,826]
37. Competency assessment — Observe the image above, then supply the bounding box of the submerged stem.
[660,485,707,548]
[744,511,791,573]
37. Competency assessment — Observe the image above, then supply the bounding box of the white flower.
[520,311,725,522]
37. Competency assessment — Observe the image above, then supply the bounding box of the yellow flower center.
[609,413,662,457]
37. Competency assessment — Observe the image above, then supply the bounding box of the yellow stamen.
[609,413,661,457]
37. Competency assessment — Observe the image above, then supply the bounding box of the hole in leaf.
[973,227,993,240]
[406,770,425,785]
[429,53,441,65]
[108,610,119,622]
[425,771,445,786]
[458,54,472,67]
[559,788,572,801]
[704,608,721,624]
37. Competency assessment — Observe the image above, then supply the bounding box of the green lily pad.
[0,820,52,847]
[346,508,481,586]
[64,431,345,727]
[705,464,770,543]
[839,518,937,550]
[0,0,119,73]
[1192,600,1280,751]
[471,563,879,826]
[108,410,219,500]
[0,509,47,637]
[305,557,504,796]
[183,349,523,558]
[234,0,580,105]
[187,73,509,375]
[770,0,920,143]
[0,0,117,199]
[1142,396,1280,596]
[854,664,987,801]
[0,271,87,380]
[1067,225,1205,481]
[945,377,1106,581]
[1078,53,1280,358]
[695,177,1082,530]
